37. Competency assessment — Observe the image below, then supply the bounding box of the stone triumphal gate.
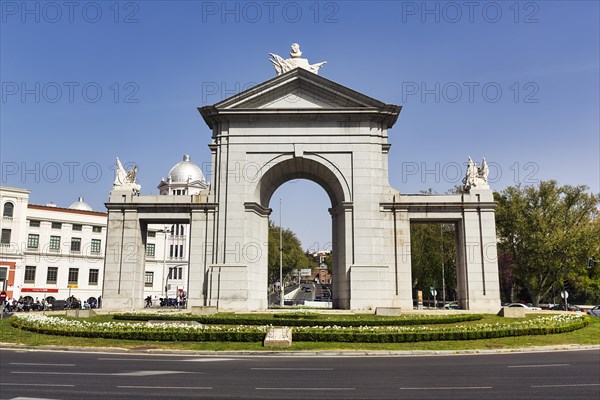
[103,46,501,312]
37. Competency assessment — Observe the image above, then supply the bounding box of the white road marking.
[256,387,355,391]
[251,367,333,371]
[1,383,75,387]
[98,357,234,362]
[399,386,493,390]
[8,397,64,400]
[114,370,194,376]
[508,364,570,368]
[531,383,600,388]
[10,363,75,367]
[118,386,212,390]
[97,358,176,362]
[11,370,196,376]
[9,397,62,400]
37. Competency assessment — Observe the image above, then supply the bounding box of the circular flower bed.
[10,314,589,343]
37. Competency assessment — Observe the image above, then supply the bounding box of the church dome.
[167,155,206,184]
[68,197,93,211]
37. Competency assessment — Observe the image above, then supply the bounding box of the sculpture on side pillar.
[113,157,141,194]
[269,43,327,75]
[463,157,490,191]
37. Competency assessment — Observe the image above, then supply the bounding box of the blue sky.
[1,0,598,250]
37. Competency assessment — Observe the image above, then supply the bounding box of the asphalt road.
[0,348,598,399]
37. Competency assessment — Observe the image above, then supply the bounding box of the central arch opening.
[267,180,332,308]
[254,156,351,309]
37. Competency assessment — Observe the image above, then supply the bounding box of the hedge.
[112,312,483,327]
[10,314,588,343]
[10,315,266,342]
[291,316,590,343]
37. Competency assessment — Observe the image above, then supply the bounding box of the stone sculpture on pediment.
[269,43,327,75]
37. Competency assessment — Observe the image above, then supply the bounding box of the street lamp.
[156,225,172,302]
[279,198,284,307]
[440,224,445,307]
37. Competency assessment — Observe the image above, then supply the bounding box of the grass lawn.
[1,313,598,352]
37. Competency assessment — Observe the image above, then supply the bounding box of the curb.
[1,342,598,357]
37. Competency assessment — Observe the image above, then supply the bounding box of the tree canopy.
[494,180,600,305]
[267,220,311,284]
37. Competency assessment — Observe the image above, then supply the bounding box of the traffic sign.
[431,289,437,297]
[0,291,6,301]
[560,290,569,299]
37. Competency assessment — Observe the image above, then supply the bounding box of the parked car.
[443,302,459,309]
[587,305,600,317]
[551,304,582,312]
[506,303,542,311]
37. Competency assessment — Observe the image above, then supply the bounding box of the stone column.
[187,208,214,307]
[459,189,501,312]
[393,208,413,309]
[331,202,352,309]
[102,202,145,310]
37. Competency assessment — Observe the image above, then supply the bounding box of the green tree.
[267,220,311,284]
[410,223,457,302]
[494,181,600,306]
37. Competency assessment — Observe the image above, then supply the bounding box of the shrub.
[10,314,267,342]
[291,315,590,343]
[112,312,482,327]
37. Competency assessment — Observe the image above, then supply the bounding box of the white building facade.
[1,155,208,307]
[1,187,108,305]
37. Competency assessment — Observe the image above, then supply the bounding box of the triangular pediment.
[213,68,387,110]
[258,88,338,109]
[199,68,401,129]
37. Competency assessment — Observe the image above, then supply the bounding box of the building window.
[70,237,81,252]
[24,266,36,283]
[47,267,58,284]
[179,244,184,258]
[51,222,62,229]
[49,236,60,251]
[92,226,102,233]
[172,224,185,236]
[169,244,173,258]
[88,269,99,285]
[91,239,101,254]
[72,224,82,231]
[29,220,40,227]
[68,268,78,284]
[145,271,154,287]
[169,267,183,280]
[0,229,10,244]
[146,243,155,257]
[3,202,14,218]
[27,234,39,249]
[147,231,156,238]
